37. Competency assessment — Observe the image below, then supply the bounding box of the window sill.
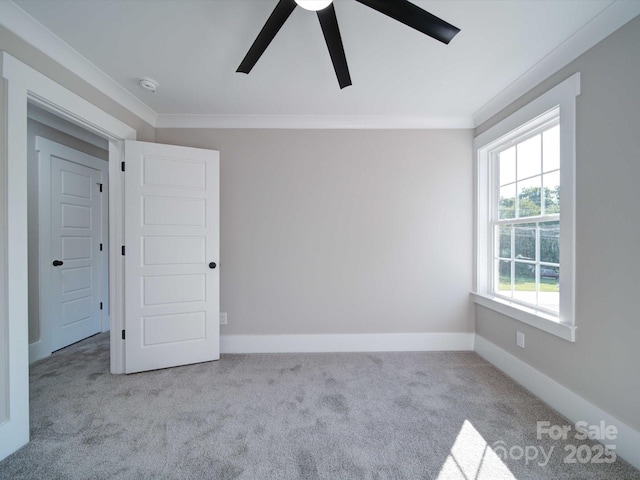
[471,292,576,342]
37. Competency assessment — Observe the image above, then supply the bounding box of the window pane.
[540,265,560,281]
[496,260,512,297]
[517,134,541,180]
[499,184,516,219]
[540,221,560,264]
[543,171,560,214]
[482,105,568,318]
[513,261,535,305]
[517,176,541,217]
[498,225,512,259]
[539,265,559,312]
[514,260,534,281]
[543,125,560,172]
[499,146,516,185]
[514,223,536,260]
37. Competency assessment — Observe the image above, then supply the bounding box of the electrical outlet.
[219,312,227,325]
[516,331,525,349]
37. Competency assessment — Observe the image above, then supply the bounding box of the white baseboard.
[220,332,474,354]
[475,335,640,471]
[29,340,50,364]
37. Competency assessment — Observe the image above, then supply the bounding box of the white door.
[124,140,220,374]
[38,138,106,352]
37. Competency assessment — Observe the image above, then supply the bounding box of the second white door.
[38,137,107,352]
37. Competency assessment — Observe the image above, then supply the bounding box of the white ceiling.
[5,0,639,128]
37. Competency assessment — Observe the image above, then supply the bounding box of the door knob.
[209,262,217,269]
[52,260,64,266]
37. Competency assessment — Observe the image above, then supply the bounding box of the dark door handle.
[209,262,217,269]
[52,260,64,267]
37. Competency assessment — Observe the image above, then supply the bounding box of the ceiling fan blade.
[317,4,352,89]
[354,0,460,44]
[237,0,298,74]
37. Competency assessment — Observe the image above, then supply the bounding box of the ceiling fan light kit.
[294,0,333,11]
[237,0,460,89]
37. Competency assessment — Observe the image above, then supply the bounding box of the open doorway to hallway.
[27,103,110,363]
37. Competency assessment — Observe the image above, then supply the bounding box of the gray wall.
[475,16,640,431]
[8,0,637,438]
[156,129,474,336]
[0,77,7,424]
[27,116,108,345]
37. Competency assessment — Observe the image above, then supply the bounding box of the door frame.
[34,137,109,361]
[0,51,135,460]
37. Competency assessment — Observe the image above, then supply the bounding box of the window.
[473,74,580,342]
[493,113,560,313]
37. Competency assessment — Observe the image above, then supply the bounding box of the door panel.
[124,140,219,374]
[143,196,206,226]
[143,236,205,265]
[143,274,206,305]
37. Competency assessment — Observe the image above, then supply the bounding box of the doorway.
[1,51,136,461]
[27,104,110,361]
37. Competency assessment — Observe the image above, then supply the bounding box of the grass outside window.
[499,276,559,292]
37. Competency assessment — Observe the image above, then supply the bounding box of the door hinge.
[98,183,103,193]
[121,329,125,340]
[121,245,125,256]
[121,161,125,172]
[100,243,103,251]
[100,302,103,310]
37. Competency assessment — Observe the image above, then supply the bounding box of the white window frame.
[473,73,580,342]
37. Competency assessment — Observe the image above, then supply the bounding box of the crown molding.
[1,0,472,131]
[472,1,640,127]
[0,1,158,127]
[4,0,638,131]
[155,114,474,129]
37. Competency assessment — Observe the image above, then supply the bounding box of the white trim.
[220,332,475,354]
[1,54,136,141]
[28,340,49,364]
[108,140,126,375]
[472,293,575,342]
[0,55,30,461]
[1,50,135,460]
[474,74,581,148]
[474,74,579,340]
[472,1,640,126]
[35,136,51,363]
[4,0,637,131]
[2,1,637,131]
[155,114,474,130]
[27,103,109,150]
[0,1,157,127]
[99,167,110,334]
[475,335,640,471]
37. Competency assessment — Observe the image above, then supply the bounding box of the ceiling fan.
[237,0,460,89]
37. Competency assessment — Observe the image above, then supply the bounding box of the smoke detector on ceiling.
[138,78,158,93]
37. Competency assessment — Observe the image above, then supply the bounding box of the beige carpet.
[0,333,637,479]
